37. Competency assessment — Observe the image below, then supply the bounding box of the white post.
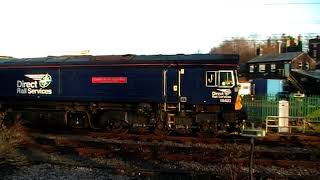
[278,100,289,132]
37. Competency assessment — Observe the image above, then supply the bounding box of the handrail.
[288,74,306,94]
[265,116,306,133]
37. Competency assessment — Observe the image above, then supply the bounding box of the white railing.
[265,116,306,133]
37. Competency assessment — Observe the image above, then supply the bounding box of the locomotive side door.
[163,67,184,111]
[165,68,179,103]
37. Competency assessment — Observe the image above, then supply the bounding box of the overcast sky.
[0,0,319,57]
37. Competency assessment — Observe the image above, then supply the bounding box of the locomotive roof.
[0,54,239,66]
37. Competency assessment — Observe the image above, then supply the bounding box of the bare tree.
[210,37,256,63]
[258,37,279,55]
[211,34,305,64]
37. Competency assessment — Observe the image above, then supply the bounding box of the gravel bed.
[0,163,131,180]
[1,160,319,180]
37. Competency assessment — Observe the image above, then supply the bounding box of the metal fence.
[242,95,320,124]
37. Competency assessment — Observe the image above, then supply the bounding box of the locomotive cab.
[159,62,242,134]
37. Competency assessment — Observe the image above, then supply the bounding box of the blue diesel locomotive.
[0,54,243,133]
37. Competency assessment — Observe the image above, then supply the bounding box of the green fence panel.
[242,95,320,123]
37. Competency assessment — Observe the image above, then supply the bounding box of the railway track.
[25,127,320,147]
[15,127,320,178]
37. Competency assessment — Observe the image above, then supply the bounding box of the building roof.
[309,36,320,43]
[291,69,320,79]
[247,52,303,63]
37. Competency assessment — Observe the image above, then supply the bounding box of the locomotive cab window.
[206,71,234,87]
[206,71,217,87]
[219,71,234,87]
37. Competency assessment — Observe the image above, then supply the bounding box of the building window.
[270,64,276,72]
[259,64,266,72]
[249,65,254,73]
[314,50,317,58]
[313,43,317,48]
[278,69,284,76]
[306,62,309,70]
[298,62,303,69]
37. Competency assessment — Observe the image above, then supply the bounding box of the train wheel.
[196,113,218,136]
[227,122,240,133]
[110,119,128,134]
[154,121,169,135]
[199,120,209,133]
[198,120,217,137]
[67,112,89,129]
[99,111,128,134]
[153,110,168,136]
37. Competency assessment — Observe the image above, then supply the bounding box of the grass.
[300,108,320,134]
[0,112,28,166]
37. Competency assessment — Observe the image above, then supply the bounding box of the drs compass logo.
[27,74,52,88]
[17,74,53,95]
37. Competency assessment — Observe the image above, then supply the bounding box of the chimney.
[256,47,262,56]
[298,34,302,41]
[277,40,282,54]
[297,34,302,51]
[267,37,271,47]
[281,33,287,45]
